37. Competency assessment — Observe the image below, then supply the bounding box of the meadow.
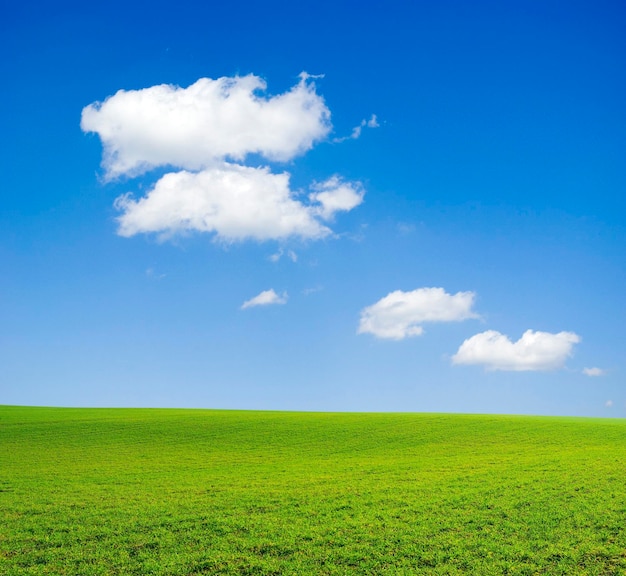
[1,406,625,575]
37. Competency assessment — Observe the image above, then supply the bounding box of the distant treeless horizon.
[2,406,625,573]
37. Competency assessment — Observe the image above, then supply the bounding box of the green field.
[1,406,625,575]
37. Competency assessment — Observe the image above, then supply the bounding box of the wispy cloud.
[145,268,166,280]
[333,114,379,143]
[241,289,288,310]
[583,367,606,377]
[358,287,478,340]
[452,329,580,371]
[269,249,298,263]
[605,400,613,408]
[396,222,416,235]
[82,74,365,242]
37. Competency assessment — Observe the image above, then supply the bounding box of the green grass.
[1,406,625,575]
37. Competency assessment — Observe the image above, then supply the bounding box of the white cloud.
[115,164,335,241]
[583,367,606,377]
[397,222,416,235]
[366,114,379,128]
[81,74,331,179]
[358,287,478,340]
[605,400,613,408]
[145,268,165,280]
[309,176,364,220]
[83,74,365,243]
[269,248,298,263]
[241,289,287,310]
[333,114,379,143]
[452,329,581,371]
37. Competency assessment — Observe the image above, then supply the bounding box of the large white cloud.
[452,329,581,371]
[114,166,362,241]
[83,74,365,242]
[358,287,478,340]
[81,74,331,179]
[241,289,287,310]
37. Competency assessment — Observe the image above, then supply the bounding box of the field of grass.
[1,406,625,575]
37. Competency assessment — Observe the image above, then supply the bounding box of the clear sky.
[1,0,624,416]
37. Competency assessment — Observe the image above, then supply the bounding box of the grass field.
[1,406,625,575]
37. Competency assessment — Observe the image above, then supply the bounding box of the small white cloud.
[348,126,362,141]
[333,114,379,142]
[309,176,364,221]
[81,74,331,179]
[358,287,478,340]
[302,286,323,295]
[270,248,298,263]
[605,400,613,408]
[583,367,606,377]
[397,222,416,235]
[145,267,165,280]
[366,114,379,128]
[452,329,581,371]
[241,289,287,310]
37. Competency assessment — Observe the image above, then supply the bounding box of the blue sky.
[1,0,624,416]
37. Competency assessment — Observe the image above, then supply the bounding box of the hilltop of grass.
[1,406,625,575]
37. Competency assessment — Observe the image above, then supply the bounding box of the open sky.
[1,0,624,416]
